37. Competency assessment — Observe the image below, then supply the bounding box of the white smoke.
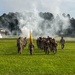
[16,0,70,38]
[17,12,70,38]
[0,33,2,38]
[18,12,41,38]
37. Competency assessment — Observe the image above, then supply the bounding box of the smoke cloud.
[16,0,70,38]
[17,13,70,38]
[1,0,71,38]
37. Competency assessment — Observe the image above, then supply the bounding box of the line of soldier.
[17,36,65,55]
[36,36,58,54]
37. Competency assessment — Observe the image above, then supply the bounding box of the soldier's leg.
[44,48,47,54]
[47,49,49,54]
[44,47,46,54]
[61,44,63,49]
[61,44,64,49]
[18,47,20,53]
[48,49,49,54]
[46,47,49,54]
[20,47,22,54]
[22,45,24,50]
[62,44,64,49]
[30,49,32,55]
[54,47,57,54]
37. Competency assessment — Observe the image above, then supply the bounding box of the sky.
[0,0,75,18]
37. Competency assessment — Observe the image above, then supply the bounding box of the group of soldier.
[17,36,65,55]
[36,36,58,54]
[17,36,34,55]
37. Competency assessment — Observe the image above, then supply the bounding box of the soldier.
[23,37,27,49]
[51,38,58,54]
[28,42,34,55]
[17,37,23,54]
[44,41,50,54]
[60,36,65,49]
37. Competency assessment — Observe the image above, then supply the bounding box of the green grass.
[0,39,75,75]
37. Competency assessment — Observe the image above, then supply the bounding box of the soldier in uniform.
[28,42,34,55]
[23,37,27,48]
[28,31,34,55]
[17,37,23,54]
[51,38,58,54]
[44,40,50,54]
[60,36,65,49]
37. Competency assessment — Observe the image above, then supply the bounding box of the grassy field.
[0,39,75,75]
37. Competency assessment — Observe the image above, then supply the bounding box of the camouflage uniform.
[17,37,23,54]
[28,42,34,55]
[44,41,50,54]
[49,38,57,54]
[60,37,65,49]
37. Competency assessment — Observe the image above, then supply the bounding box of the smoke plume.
[17,0,70,38]
[1,0,70,38]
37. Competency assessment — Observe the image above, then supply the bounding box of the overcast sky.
[0,0,75,18]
